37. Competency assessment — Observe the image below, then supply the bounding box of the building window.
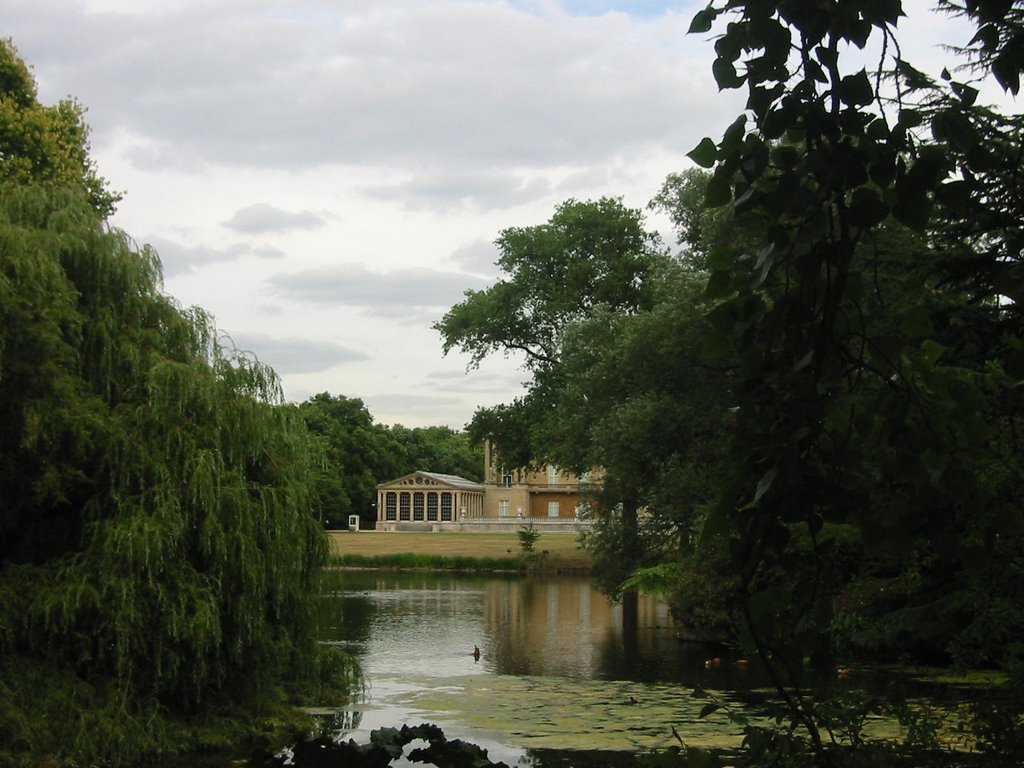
[498,499,510,517]
[501,467,513,486]
[413,492,425,521]
[427,493,439,521]
[441,493,453,521]
[399,492,411,521]
[548,465,559,485]
[548,501,560,518]
[385,492,397,521]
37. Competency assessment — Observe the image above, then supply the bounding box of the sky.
[4,0,990,428]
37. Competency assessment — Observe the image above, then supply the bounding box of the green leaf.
[704,168,733,207]
[951,81,979,106]
[699,702,723,718]
[688,137,718,168]
[932,108,978,152]
[713,57,745,89]
[992,50,1021,95]
[752,465,777,505]
[838,70,874,106]
[704,269,735,299]
[688,6,718,34]
[848,186,889,228]
[920,339,946,367]
[900,305,933,337]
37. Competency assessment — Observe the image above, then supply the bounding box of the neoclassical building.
[375,444,597,531]
[375,472,485,529]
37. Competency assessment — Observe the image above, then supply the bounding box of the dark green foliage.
[383,424,482,482]
[296,393,483,528]
[298,393,393,527]
[0,40,357,765]
[440,197,734,608]
[687,0,1024,760]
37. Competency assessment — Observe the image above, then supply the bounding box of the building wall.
[376,447,599,528]
[482,442,596,521]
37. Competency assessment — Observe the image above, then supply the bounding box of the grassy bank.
[326,531,592,572]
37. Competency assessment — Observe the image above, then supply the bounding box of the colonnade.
[377,488,484,523]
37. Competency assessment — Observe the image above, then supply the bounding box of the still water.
[316,571,805,766]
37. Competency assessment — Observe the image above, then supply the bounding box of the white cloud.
[4,0,984,427]
[224,204,326,233]
[229,332,369,375]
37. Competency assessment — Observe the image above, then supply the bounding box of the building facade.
[480,441,595,522]
[374,444,597,531]
[375,472,485,531]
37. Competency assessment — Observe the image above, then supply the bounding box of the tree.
[298,393,389,528]
[438,197,664,371]
[296,394,484,528]
[0,40,353,766]
[687,0,1024,760]
[438,197,736,607]
[0,38,120,216]
[437,199,666,572]
[383,424,483,482]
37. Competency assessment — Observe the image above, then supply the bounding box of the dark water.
[307,571,880,766]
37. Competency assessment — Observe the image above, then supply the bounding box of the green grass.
[332,552,528,571]
[327,531,592,572]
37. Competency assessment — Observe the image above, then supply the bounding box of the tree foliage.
[439,196,735,602]
[297,393,483,528]
[437,197,664,371]
[0,39,353,766]
[686,0,1024,759]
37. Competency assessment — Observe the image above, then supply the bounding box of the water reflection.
[303,572,942,767]
[320,571,690,684]
[317,571,774,764]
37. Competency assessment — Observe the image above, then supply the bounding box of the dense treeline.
[439,1,1024,764]
[296,392,482,528]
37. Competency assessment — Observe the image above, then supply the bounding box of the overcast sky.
[6,0,987,428]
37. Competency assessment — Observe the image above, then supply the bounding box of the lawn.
[326,530,593,570]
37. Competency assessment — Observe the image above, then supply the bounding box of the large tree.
[0,40,352,766]
[438,197,734,603]
[686,0,1024,761]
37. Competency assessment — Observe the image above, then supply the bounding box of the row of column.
[377,489,483,523]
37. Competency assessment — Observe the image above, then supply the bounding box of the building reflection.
[482,575,671,680]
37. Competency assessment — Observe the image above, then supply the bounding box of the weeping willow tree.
[0,39,354,766]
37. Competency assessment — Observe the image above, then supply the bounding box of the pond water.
[313,571,877,766]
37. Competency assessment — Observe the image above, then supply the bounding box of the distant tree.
[296,394,483,528]
[298,393,389,527]
[384,424,483,482]
[438,197,664,372]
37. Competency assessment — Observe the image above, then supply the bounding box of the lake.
[313,570,853,766]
